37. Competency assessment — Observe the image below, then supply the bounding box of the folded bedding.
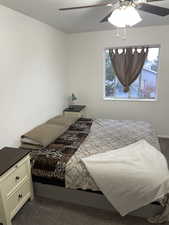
[20,143,42,150]
[47,115,78,126]
[81,140,169,216]
[21,123,68,148]
[20,115,79,151]
[21,137,41,145]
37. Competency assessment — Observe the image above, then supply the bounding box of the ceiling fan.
[59,0,169,25]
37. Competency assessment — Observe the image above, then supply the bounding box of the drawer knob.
[16,176,20,180]
[18,194,22,199]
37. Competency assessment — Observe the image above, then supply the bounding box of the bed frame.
[33,181,163,219]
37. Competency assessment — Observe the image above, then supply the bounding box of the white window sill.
[104,97,157,102]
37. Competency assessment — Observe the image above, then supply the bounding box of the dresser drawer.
[1,157,29,195]
[7,179,31,219]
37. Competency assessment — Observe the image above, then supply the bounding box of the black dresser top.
[64,105,86,112]
[0,147,30,176]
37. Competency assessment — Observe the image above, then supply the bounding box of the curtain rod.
[105,44,160,50]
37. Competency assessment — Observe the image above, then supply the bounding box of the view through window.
[104,46,160,100]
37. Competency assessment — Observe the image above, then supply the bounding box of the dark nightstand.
[63,105,86,118]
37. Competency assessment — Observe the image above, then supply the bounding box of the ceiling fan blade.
[59,3,112,11]
[138,3,169,16]
[100,11,113,23]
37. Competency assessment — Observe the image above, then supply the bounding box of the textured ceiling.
[0,0,169,33]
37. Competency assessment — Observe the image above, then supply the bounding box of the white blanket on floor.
[81,140,169,216]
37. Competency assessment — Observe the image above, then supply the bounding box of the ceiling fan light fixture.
[125,6,142,26]
[133,0,146,4]
[108,8,126,27]
[107,3,113,7]
[108,5,142,28]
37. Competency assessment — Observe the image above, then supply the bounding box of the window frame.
[103,44,161,102]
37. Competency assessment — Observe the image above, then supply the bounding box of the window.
[104,46,160,100]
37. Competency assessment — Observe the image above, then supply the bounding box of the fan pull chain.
[122,27,127,40]
[116,27,120,37]
[115,27,127,40]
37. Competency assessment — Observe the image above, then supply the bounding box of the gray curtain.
[109,47,149,92]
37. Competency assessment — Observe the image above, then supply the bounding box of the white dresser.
[0,148,33,225]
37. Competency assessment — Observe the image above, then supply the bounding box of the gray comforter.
[65,119,160,190]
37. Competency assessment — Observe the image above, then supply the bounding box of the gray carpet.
[13,197,156,225]
[10,138,169,225]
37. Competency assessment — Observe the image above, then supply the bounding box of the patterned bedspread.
[32,118,93,182]
[65,119,160,191]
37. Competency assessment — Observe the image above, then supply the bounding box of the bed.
[31,118,159,188]
[22,117,169,223]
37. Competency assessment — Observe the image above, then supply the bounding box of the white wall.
[0,5,68,148]
[68,25,169,137]
[1,4,169,147]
